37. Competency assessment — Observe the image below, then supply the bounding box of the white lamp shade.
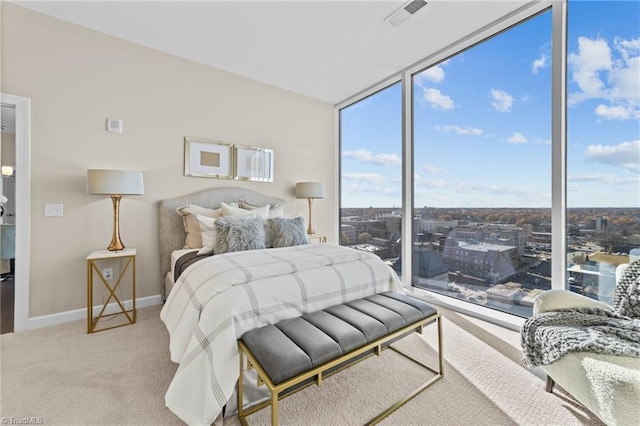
[87,170,144,195]
[295,182,325,199]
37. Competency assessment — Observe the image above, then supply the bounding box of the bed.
[158,187,404,425]
[158,187,286,300]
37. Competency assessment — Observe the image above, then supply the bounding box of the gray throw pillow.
[265,217,309,248]
[214,216,266,254]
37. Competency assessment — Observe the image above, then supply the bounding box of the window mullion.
[551,0,568,291]
[401,73,413,288]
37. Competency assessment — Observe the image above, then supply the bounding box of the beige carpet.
[0,304,604,426]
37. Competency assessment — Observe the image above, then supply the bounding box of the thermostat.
[106,118,123,134]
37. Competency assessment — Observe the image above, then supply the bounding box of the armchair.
[523,259,640,426]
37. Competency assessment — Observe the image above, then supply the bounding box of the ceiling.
[15,1,530,105]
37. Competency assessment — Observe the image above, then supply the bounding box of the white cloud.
[532,53,547,74]
[422,179,448,188]
[491,89,513,112]
[414,65,445,86]
[568,36,639,120]
[607,53,639,101]
[568,173,639,186]
[434,125,483,135]
[416,179,546,202]
[534,137,551,145]
[568,37,612,101]
[342,173,385,185]
[568,173,614,183]
[422,88,455,110]
[506,132,527,144]
[342,149,401,167]
[414,173,422,183]
[614,37,640,57]
[583,140,640,172]
[595,104,639,120]
[422,165,443,174]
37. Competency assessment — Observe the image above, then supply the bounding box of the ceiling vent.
[384,0,428,27]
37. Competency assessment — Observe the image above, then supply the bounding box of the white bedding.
[160,243,403,425]
[164,249,199,298]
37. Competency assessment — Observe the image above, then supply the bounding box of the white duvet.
[160,243,403,426]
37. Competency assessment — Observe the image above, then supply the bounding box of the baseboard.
[26,294,163,330]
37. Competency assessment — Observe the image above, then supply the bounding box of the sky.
[340,1,639,209]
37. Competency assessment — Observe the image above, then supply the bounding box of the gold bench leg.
[364,315,444,426]
[271,391,279,425]
[238,348,247,426]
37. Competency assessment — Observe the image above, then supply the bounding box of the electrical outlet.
[103,268,113,280]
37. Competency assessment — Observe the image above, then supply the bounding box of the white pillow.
[222,201,270,220]
[239,200,284,218]
[269,204,285,218]
[176,205,223,248]
[196,215,218,255]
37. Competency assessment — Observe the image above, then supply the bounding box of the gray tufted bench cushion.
[237,291,443,425]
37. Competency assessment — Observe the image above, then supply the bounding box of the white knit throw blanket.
[521,260,640,367]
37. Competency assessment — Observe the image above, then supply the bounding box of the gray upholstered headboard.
[158,186,285,287]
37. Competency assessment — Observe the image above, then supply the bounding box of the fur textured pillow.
[214,216,265,254]
[265,216,309,248]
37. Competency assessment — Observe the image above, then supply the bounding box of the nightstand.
[308,235,327,244]
[87,248,136,333]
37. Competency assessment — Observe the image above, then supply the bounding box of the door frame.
[2,93,31,332]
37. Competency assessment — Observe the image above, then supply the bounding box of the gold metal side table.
[308,235,327,244]
[87,248,136,333]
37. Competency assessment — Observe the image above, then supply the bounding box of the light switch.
[44,203,63,217]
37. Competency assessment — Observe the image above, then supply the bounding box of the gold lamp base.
[306,198,315,235]
[108,195,125,251]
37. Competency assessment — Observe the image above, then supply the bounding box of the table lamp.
[87,169,144,251]
[295,182,324,235]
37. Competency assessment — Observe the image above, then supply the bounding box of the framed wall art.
[184,137,233,179]
[234,145,274,182]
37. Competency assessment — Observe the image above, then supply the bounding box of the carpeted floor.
[0,303,603,426]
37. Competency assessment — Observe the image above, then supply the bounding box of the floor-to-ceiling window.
[338,1,638,321]
[411,11,553,318]
[339,82,403,278]
[566,0,640,303]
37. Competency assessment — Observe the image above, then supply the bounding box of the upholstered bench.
[237,291,443,425]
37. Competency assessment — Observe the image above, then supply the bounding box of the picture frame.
[234,145,274,182]
[184,137,233,179]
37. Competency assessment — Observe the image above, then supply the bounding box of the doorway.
[1,104,16,333]
[1,94,31,333]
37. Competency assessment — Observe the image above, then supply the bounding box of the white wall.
[1,3,336,319]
